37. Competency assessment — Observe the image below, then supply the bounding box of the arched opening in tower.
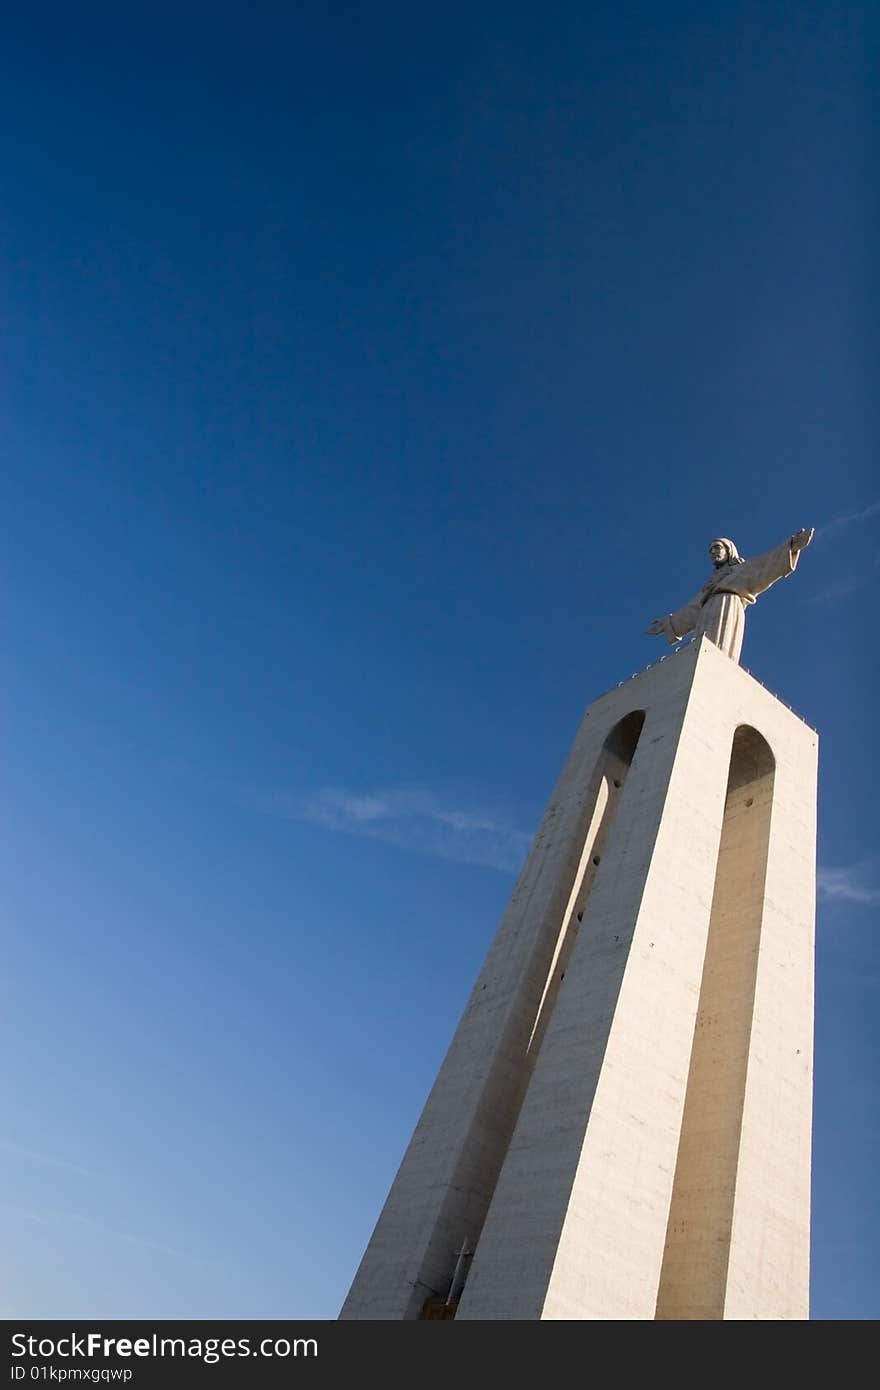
[526,709,645,1058]
[655,724,776,1320]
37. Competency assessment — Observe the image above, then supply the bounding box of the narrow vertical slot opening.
[655,725,775,1320]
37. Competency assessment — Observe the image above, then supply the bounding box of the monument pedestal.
[341,638,817,1320]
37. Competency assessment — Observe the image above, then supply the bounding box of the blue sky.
[2,1,877,1320]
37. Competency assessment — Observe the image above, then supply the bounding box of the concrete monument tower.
[341,529,816,1320]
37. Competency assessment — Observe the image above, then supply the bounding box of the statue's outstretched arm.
[790,526,814,553]
[738,526,814,597]
[646,596,701,645]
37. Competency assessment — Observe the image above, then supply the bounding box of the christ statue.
[646,528,813,664]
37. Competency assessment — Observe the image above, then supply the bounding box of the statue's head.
[709,537,740,567]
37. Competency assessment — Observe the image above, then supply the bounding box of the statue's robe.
[660,539,803,664]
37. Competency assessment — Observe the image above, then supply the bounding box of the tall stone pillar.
[340,637,816,1320]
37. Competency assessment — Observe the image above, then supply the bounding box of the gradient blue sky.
[2,1,877,1320]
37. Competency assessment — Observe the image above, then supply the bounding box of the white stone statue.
[646,528,813,664]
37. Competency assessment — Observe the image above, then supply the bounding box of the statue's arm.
[739,526,814,595]
[646,596,701,644]
[790,526,814,554]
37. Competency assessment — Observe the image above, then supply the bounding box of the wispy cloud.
[0,1203,217,1271]
[241,784,533,873]
[807,576,862,605]
[805,501,880,603]
[818,863,880,906]
[815,500,880,542]
[0,1139,102,1181]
